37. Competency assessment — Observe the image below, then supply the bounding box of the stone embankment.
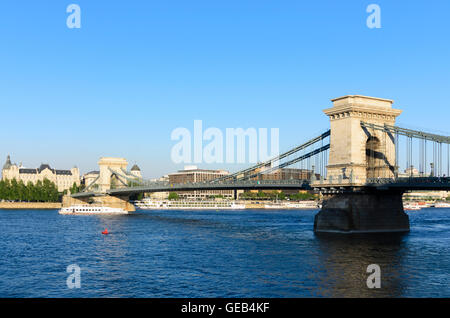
[0,202,62,209]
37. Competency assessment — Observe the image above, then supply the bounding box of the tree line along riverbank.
[0,178,82,205]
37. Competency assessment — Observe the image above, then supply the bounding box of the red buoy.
[102,228,108,235]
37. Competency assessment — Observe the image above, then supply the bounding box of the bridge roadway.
[71,177,450,198]
[365,177,450,191]
[71,179,312,198]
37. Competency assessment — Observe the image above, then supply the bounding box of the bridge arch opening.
[366,136,382,179]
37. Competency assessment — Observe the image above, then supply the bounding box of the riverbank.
[0,202,61,210]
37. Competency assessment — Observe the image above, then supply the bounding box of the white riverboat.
[286,201,320,209]
[134,199,245,210]
[403,203,421,211]
[59,205,128,215]
[264,200,319,209]
[434,202,450,208]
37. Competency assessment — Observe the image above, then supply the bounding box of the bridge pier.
[314,190,410,233]
[63,194,135,212]
[98,195,135,212]
[63,195,90,207]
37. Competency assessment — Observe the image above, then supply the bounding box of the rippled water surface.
[0,208,449,297]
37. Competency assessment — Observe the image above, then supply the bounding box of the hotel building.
[168,165,233,199]
[2,155,80,192]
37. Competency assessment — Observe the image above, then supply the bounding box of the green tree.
[70,182,81,194]
[26,181,35,202]
[0,178,60,202]
[168,192,179,200]
[0,179,8,200]
[35,180,43,202]
[17,180,26,201]
[42,178,58,202]
[10,179,19,201]
[110,177,118,189]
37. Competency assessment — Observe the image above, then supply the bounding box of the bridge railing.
[202,179,308,185]
[138,181,170,187]
[162,179,310,187]
[113,179,310,192]
[366,176,450,185]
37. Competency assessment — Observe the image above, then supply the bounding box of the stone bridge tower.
[98,157,129,192]
[314,95,409,233]
[323,95,402,185]
[63,157,135,212]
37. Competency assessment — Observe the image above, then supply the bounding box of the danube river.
[0,208,449,297]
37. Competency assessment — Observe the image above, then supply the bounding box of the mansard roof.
[18,168,72,175]
[56,170,72,175]
[36,164,72,175]
[19,168,37,174]
[38,164,52,172]
[4,158,73,175]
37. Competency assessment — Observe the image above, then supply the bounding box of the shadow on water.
[313,232,410,297]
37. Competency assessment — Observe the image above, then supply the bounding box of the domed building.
[130,164,142,179]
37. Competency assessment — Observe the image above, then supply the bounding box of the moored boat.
[403,203,421,211]
[59,205,128,215]
[134,199,245,210]
[434,202,450,208]
[264,201,318,209]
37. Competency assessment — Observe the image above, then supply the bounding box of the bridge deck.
[71,177,450,198]
[72,180,311,198]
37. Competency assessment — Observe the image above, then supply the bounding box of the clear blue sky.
[1,1,449,178]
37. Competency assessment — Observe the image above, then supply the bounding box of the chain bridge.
[68,95,450,233]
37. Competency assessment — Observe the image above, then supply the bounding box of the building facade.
[146,175,169,199]
[2,155,80,192]
[81,170,100,190]
[258,168,318,181]
[168,166,233,199]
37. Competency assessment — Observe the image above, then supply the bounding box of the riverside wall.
[0,202,62,209]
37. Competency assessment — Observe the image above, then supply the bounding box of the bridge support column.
[314,190,409,233]
[98,195,135,212]
[63,194,135,212]
[62,195,90,207]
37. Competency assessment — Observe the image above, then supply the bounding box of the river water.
[0,208,449,297]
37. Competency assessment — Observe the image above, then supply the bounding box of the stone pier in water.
[314,190,410,233]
